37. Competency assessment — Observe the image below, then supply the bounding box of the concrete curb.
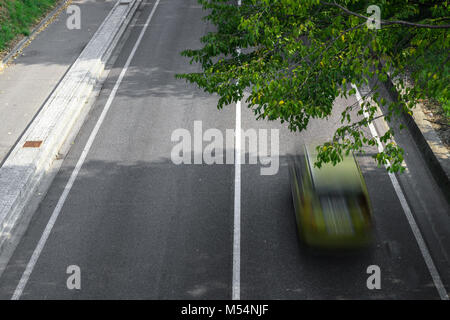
[382,75,450,200]
[0,0,141,254]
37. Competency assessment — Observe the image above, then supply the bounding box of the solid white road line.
[232,0,242,301]
[352,84,449,300]
[11,0,161,300]
[232,99,242,301]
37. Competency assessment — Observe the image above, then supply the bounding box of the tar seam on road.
[232,0,242,301]
[11,0,162,300]
[352,84,449,300]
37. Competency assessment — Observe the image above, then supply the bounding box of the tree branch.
[321,1,450,29]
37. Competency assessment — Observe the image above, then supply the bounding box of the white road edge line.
[352,84,449,301]
[232,0,242,301]
[232,99,242,301]
[11,0,161,300]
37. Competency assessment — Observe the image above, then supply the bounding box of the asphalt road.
[0,0,448,299]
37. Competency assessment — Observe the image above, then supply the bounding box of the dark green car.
[289,145,373,249]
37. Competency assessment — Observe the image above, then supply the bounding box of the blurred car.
[289,145,373,249]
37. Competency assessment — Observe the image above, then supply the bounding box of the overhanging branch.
[321,1,450,29]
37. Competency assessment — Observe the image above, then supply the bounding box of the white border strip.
[232,0,242,301]
[232,99,242,300]
[352,84,449,300]
[11,0,161,300]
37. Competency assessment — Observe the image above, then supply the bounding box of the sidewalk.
[0,0,116,164]
[383,74,450,198]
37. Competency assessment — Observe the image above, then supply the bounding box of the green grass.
[439,97,450,119]
[0,0,60,52]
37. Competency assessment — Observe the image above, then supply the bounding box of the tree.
[177,0,449,172]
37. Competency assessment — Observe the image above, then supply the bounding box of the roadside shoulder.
[382,74,450,200]
[0,0,141,260]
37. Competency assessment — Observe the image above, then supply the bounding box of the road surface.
[0,0,448,299]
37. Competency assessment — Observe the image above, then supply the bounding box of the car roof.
[305,145,363,193]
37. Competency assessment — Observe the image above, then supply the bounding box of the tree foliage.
[177,0,449,172]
